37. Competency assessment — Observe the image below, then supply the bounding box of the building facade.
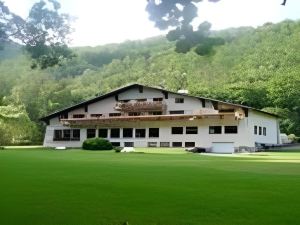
[41,84,281,153]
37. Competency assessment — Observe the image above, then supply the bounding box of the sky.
[3,0,300,47]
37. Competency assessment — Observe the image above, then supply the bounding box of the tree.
[0,0,74,69]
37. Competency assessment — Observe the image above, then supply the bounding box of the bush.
[114,146,123,153]
[82,138,113,150]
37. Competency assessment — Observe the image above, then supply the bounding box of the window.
[186,126,198,134]
[109,113,121,117]
[98,129,108,138]
[254,126,257,135]
[123,128,133,138]
[172,127,183,134]
[91,114,102,118]
[151,111,162,115]
[135,129,146,138]
[111,142,120,147]
[137,99,147,102]
[209,126,222,134]
[54,130,62,140]
[169,110,184,114]
[124,142,134,147]
[63,130,71,140]
[185,142,195,147]
[54,129,80,141]
[259,126,262,135]
[73,114,85,118]
[72,129,80,140]
[225,126,238,134]
[148,142,157,147]
[111,128,120,138]
[263,127,267,136]
[128,112,141,116]
[172,142,182,147]
[87,129,96,138]
[149,128,159,138]
[153,98,163,102]
[59,113,68,119]
[160,142,170,147]
[175,98,184,103]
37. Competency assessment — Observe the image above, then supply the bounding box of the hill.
[0,20,299,144]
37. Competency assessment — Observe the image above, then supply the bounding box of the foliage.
[0,0,74,69]
[82,138,113,150]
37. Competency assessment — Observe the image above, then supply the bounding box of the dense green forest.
[0,20,299,145]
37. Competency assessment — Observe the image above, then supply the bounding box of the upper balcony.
[114,101,167,112]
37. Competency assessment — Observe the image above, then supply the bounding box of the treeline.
[0,20,299,145]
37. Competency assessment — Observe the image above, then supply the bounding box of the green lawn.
[1,148,300,225]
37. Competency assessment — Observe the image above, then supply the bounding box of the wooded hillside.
[0,20,299,144]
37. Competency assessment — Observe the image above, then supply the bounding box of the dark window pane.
[148,142,157,147]
[209,126,222,134]
[111,142,120,147]
[98,129,108,138]
[169,110,184,114]
[135,129,146,138]
[172,127,183,134]
[175,98,184,103]
[153,98,163,102]
[160,142,170,147]
[54,130,62,140]
[150,111,162,115]
[73,114,85,118]
[124,142,134,147]
[186,126,198,134]
[123,128,133,138]
[72,129,80,140]
[87,129,96,138]
[225,126,238,134]
[259,126,262,135]
[172,142,182,147]
[254,126,257,135]
[263,127,266,136]
[111,128,120,138]
[91,114,102,118]
[185,142,195,147]
[149,128,159,137]
[128,112,141,116]
[109,113,121,117]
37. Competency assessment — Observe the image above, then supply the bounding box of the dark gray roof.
[40,83,278,122]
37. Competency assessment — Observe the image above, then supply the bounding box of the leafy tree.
[0,0,74,69]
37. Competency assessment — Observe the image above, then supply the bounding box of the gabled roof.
[40,83,278,122]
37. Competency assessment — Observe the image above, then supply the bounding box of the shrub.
[114,146,123,153]
[82,138,113,150]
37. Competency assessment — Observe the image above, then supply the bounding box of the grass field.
[1,148,300,225]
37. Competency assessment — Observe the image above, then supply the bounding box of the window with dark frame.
[98,129,108,138]
[73,114,85,118]
[169,110,184,114]
[224,126,238,134]
[153,98,163,102]
[124,142,134,147]
[128,112,141,116]
[150,111,162,115]
[87,129,96,138]
[186,126,198,134]
[149,128,159,138]
[254,126,257,135]
[172,127,183,134]
[72,129,80,140]
[123,128,133,138]
[185,142,195,147]
[263,127,266,136]
[259,126,262,135]
[172,142,182,147]
[175,98,184,103]
[160,142,170,147]
[54,130,62,140]
[135,129,146,138]
[148,142,157,147]
[110,128,120,138]
[91,114,102,118]
[209,126,222,134]
[63,130,71,140]
[109,113,121,117]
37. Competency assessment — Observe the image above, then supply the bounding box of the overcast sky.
[4,0,300,47]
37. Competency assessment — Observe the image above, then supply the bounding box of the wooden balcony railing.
[114,101,166,112]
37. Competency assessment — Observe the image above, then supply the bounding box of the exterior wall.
[44,116,253,148]
[248,110,280,145]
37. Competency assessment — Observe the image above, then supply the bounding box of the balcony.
[114,101,166,112]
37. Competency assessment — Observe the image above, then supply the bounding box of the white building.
[41,84,281,153]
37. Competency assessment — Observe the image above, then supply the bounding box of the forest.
[0,19,299,145]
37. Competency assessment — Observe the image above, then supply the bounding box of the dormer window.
[175,98,184,103]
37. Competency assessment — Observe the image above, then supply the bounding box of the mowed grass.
[1,149,300,225]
